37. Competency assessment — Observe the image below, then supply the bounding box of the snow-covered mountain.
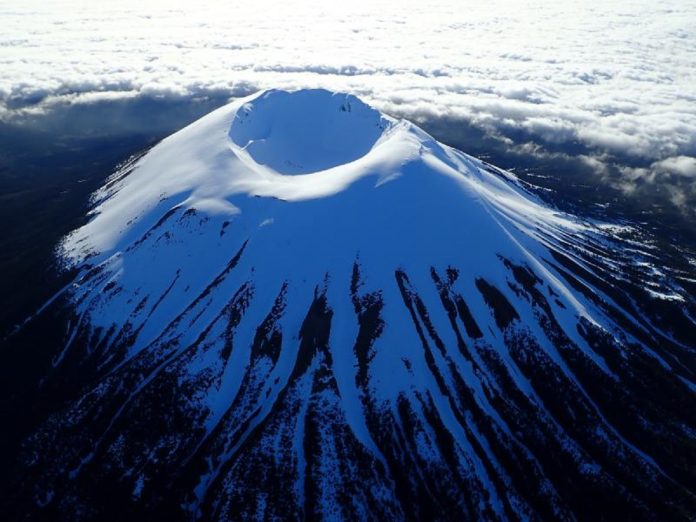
[11,89,696,520]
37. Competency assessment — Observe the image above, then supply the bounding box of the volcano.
[8,89,696,521]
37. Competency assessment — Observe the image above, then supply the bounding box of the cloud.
[0,0,695,177]
[618,156,696,183]
[652,156,696,178]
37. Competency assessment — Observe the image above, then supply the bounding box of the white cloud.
[0,0,695,165]
[618,156,696,184]
[652,156,696,178]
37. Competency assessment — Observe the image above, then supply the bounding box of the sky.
[1,0,695,209]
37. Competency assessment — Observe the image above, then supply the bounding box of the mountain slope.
[9,89,696,521]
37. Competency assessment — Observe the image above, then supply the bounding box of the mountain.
[6,89,696,521]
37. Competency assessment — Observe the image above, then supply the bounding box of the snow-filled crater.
[228,89,390,175]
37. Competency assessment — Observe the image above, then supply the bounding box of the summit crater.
[228,89,391,175]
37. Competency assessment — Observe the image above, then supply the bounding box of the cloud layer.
[1,0,695,178]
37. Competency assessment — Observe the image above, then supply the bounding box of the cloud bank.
[1,0,695,196]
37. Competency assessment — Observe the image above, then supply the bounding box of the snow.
[229,89,390,175]
[56,87,627,414]
[33,88,694,516]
